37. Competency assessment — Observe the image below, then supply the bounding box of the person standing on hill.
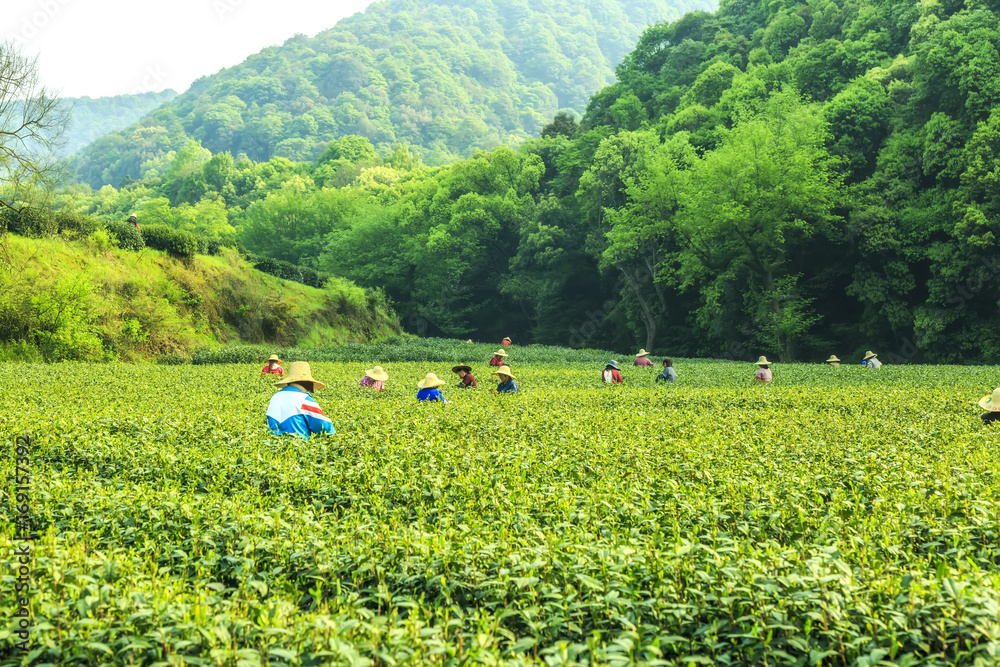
[360,366,388,392]
[452,364,477,389]
[267,362,334,439]
[863,351,882,368]
[753,356,773,383]
[634,349,654,367]
[492,366,518,394]
[417,372,450,402]
[501,337,512,346]
[489,349,508,367]
[602,361,624,384]
[261,354,285,377]
[656,359,677,384]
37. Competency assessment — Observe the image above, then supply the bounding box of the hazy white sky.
[4,0,377,98]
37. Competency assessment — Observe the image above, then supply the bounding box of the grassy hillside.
[0,233,401,363]
[68,0,713,187]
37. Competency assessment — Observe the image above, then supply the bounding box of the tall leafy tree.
[675,91,841,360]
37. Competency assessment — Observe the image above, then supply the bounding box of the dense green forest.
[66,0,711,188]
[46,0,1000,363]
[57,91,178,157]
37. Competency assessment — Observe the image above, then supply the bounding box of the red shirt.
[489,356,505,367]
[602,369,624,383]
[262,364,285,376]
[501,340,512,346]
[634,356,654,366]
[460,373,477,388]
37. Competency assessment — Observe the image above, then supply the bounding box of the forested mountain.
[54,0,1000,363]
[57,91,178,157]
[68,0,712,188]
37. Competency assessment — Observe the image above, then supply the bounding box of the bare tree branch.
[0,40,69,215]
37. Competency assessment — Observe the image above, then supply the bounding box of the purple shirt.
[360,375,384,390]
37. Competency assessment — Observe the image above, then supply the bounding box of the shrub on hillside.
[104,221,145,251]
[192,337,623,365]
[141,224,199,259]
[155,353,191,365]
[56,212,100,238]
[192,345,272,365]
[0,208,105,240]
[249,254,330,289]
[1,207,58,237]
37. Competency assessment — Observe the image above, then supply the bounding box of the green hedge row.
[139,224,200,259]
[5,206,341,289]
[246,254,330,289]
[192,337,622,366]
[2,208,100,239]
[104,221,145,251]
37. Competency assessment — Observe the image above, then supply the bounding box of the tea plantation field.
[2,360,1000,666]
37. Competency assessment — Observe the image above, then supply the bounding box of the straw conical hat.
[754,356,773,365]
[452,364,472,374]
[266,354,282,362]
[502,337,511,342]
[864,350,878,360]
[275,361,325,391]
[635,349,650,357]
[825,355,841,363]
[417,372,446,389]
[365,365,389,382]
[492,365,516,380]
[493,349,508,357]
[979,388,1000,411]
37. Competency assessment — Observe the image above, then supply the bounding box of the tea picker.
[266,362,334,439]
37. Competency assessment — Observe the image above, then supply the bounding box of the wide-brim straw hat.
[826,355,841,363]
[502,337,511,342]
[417,372,447,389]
[365,365,389,382]
[266,354,282,362]
[864,350,878,360]
[605,360,620,370]
[635,349,650,357]
[452,364,472,374]
[275,361,325,391]
[493,365,516,380]
[979,388,1000,411]
[493,349,508,357]
[754,356,773,365]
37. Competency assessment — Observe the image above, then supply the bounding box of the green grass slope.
[0,234,401,363]
[69,0,714,187]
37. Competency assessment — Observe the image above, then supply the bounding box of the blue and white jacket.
[267,386,335,439]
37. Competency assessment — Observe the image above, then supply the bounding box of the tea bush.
[103,220,145,251]
[247,254,331,289]
[192,337,624,365]
[140,224,200,259]
[1,360,999,665]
